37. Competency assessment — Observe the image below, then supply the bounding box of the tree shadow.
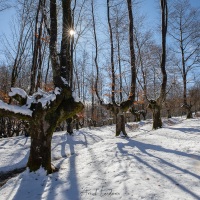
[0,150,29,173]
[12,173,47,200]
[0,139,9,146]
[52,129,104,159]
[116,138,200,200]
[45,130,103,200]
[167,127,200,135]
[45,135,84,200]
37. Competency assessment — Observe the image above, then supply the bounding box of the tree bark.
[148,101,162,129]
[27,127,54,173]
[66,118,73,135]
[186,109,192,118]
[148,0,168,129]
[167,109,172,118]
[182,104,193,119]
[0,0,84,175]
[107,0,116,104]
[152,107,162,129]
[127,0,136,102]
[116,113,127,137]
[61,0,72,85]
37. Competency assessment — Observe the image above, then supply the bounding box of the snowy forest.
[0,0,200,199]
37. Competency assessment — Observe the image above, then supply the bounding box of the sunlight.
[69,29,75,36]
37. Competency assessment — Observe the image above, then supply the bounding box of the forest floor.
[0,117,200,200]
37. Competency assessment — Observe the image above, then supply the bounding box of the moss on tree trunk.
[26,109,57,174]
[27,131,54,174]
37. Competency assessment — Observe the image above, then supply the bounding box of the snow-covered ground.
[0,117,200,200]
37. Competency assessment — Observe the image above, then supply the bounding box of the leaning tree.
[0,0,83,174]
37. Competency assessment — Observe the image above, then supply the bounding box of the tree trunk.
[148,101,162,129]
[27,132,53,174]
[107,0,116,104]
[135,113,141,122]
[116,114,127,137]
[186,109,192,119]
[152,107,162,129]
[141,110,147,120]
[167,109,172,118]
[130,107,140,122]
[127,0,136,102]
[75,119,79,130]
[182,103,193,119]
[67,118,73,135]
[27,117,57,174]
[148,0,168,129]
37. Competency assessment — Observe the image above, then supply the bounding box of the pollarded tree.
[92,0,136,136]
[0,0,83,174]
[168,0,200,118]
[147,0,168,129]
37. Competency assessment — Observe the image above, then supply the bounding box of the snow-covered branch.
[0,87,62,120]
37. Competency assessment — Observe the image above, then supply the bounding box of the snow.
[61,77,69,85]
[1,117,200,199]
[9,88,27,99]
[0,100,32,116]
[30,87,61,108]
[0,87,61,116]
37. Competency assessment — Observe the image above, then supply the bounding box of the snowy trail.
[1,118,200,200]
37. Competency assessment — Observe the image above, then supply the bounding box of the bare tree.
[147,0,168,129]
[168,0,200,118]
[0,0,83,174]
[3,0,34,90]
[0,0,11,12]
[91,0,137,136]
[29,0,48,95]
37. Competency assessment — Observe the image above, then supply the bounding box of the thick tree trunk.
[152,108,162,129]
[27,133,53,174]
[116,114,127,137]
[182,104,193,119]
[27,118,57,174]
[186,106,193,119]
[147,0,168,130]
[148,101,162,129]
[187,110,192,119]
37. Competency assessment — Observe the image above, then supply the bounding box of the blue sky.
[0,0,200,62]
[1,0,200,37]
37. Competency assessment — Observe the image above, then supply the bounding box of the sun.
[69,29,75,36]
